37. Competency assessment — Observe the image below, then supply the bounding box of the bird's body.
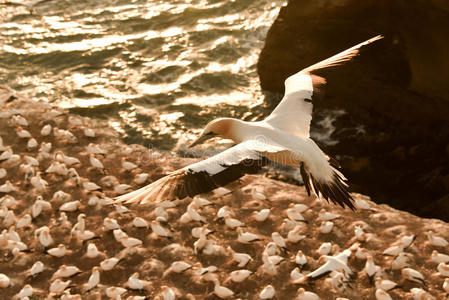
[116,36,383,208]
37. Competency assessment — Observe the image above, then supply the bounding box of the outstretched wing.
[264,35,383,138]
[115,141,271,204]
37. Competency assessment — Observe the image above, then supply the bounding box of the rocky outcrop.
[1,97,449,299]
[257,0,449,221]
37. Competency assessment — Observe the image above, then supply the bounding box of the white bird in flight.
[116,35,383,209]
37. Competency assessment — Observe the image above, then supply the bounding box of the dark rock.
[257,0,449,220]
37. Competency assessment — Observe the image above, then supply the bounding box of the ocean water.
[0,0,287,152]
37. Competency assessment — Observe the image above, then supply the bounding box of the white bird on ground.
[410,288,434,300]
[50,279,71,294]
[27,138,38,150]
[228,269,252,282]
[105,286,127,299]
[399,235,416,248]
[286,207,306,222]
[437,262,449,276]
[133,217,149,228]
[296,288,320,300]
[295,250,307,267]
[59,200,80,212]
[319,221,334,234]
[0,273,10,288]
[52,265,81,279]
[114,36,385,206]
[0,180,15,193]
[391,252,412,270]
[54,151,80,166]
[84,127,95,137]
[166,260,192,277]
[16,214,32,229]
[354,225,367,242]
[150,219,173,238]
[16,126,32,138]
[228,247,252,267]
[213,280,234,299]
[237,227,262,243]
[443,278,449,294]
[365,255,379,280]
[259,284,275,299]
[0,146,13,161]
[375,288,392,300]
[127,272,147,290]
[160,286,176,300]
[271,232,287,250]
[290,267,305,283]
[191,225,213,239]
[383,244,404,256]
[224,215,244,228]
[253,208,270,222]
[401,268,425,284]
[134,173,149,185]
[287,225,306,243]
[89,154,104,170]
[103,218,120,231]
[47,244,71,257]
[122,158,138,170]
[428,232,449,247]
[46,161,69,176]
[11,114,28,127]
[86,143,106,155]
[18,284,33,299]
[431,250,449,263]
[41,124,52,136]
[318,209,339,221]
[375,277,398,291]
[36,226,53,248]
[100,257,120,271]
[120,236,143,248]
[317,242,332,256]
[85,243,104,259]
[29,261,44,276]
[217,206,232,219]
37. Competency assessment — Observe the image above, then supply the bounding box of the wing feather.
[264,35,383,138]
[115,141,268,205]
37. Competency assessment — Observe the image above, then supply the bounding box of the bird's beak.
[189,133,216,148]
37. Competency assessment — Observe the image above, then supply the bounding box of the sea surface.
[0,0,339,156]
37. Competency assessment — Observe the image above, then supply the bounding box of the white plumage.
[115,36,383,207]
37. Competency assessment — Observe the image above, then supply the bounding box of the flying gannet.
[116,35,384,209]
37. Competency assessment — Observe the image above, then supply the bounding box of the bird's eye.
[206,132,216,136]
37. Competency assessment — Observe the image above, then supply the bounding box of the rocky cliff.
[1,96,449,299]
[257,0,449,221]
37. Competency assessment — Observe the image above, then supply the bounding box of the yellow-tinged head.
[189,118,235,148]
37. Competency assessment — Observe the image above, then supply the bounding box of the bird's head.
[189,118,234,148]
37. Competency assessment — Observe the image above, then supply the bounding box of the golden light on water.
[0,0,284,149]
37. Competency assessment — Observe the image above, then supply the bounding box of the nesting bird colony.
[1,98,449,300]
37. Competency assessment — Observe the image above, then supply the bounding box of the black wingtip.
[300,162,311,196]
[310,172,356,211]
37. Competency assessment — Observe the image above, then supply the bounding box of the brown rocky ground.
[256,0,449,221]
[0,97,449,299]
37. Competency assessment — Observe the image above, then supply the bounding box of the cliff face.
[257,0,449,221]
[1,96,449,299]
